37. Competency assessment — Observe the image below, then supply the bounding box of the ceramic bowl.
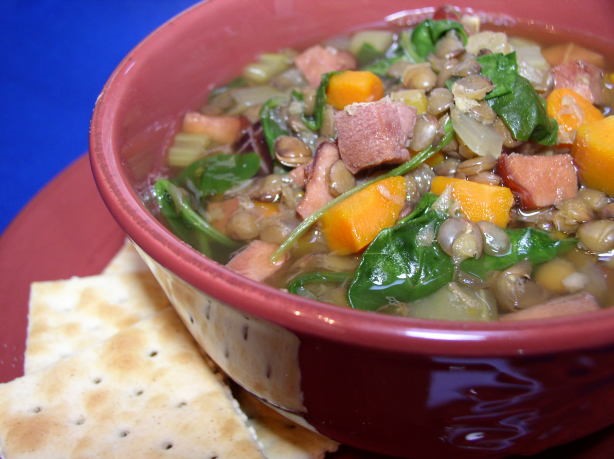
[90,1,614,457]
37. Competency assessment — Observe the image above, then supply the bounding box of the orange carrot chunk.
[572,115,614,194]
[430,177,514,228]
[321,176,407,255]
[326,71,384,110]
[546,88,604,145]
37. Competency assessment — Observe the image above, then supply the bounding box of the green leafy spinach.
[347,193,455,310]
[259,97,290,155]
[347,192,577,311]
[411,19,468,60]
[174,152,260,197]
[152,179,240,258]
[477,52,558,145]
[287,271,352,298]
[460,228,577,279]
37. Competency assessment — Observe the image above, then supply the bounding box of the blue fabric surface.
[1,0,197,233]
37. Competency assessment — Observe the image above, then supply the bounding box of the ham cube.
[498,153,578,209]
[502,293,600,321]
[335,99,417,174]
[294,45,356,87]
[551,60,604,104]
[296,142,340,219]
[226,241,287,282]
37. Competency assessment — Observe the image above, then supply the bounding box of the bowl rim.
[89,0,614,358]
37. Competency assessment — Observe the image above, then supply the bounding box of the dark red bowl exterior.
[90,1,614,457]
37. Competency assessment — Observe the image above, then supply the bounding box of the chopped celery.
[243,52,293,84]
[167,132,210,168]
[167,146,204,168]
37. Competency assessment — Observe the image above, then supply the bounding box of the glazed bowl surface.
[90,1,614,457]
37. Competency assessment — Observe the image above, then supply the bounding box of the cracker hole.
[31,406,42,414]
[149,350,159,358]
[134,389,144,397]
[242,325,249,341]
[189,315,195,324]
[176,401,187,408]
[162,442,173,450]
[92,377,103,385]
[119,430,130,438]
[266,364,272,379]
[75,416,86,426]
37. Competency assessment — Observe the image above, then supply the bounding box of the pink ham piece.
[498,153,578,210]
[551,60,604,104]
[288,164,307,188]
[294,45,356,87]
[335,99,417,174]
[501,293,600,321]
[296,142,340,219]
[226,240,287,282]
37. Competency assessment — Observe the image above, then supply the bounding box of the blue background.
[1,0,197,233]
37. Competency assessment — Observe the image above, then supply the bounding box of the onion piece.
[509,37,551,92]
[229,86,286,113]
[450,106,503,158]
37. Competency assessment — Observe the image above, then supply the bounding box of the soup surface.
[147,6,614,321]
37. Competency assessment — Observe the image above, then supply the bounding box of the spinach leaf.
[291,89,316,133]
[303,71,337,132]
[347,193,455,311]
[399,30,423,62]
[152,179,241,256]
[362,55,404,77]
[199,152,260,196]
[477,53,558,145]
[356,42,384,66]
[362,33,417,76]
[411,20,467,60]
[476,52,517,99]
[287,271,351,298]
[154,179,200,250]
[259,97,290,155]
[460,228,577,279]
[173,152,260,197]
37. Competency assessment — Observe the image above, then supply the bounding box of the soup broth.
[147,6,614,321]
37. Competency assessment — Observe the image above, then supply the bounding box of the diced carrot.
[182,112,244,145]
[424,151,444,167]
[542,42,605,68]
[252,201,280,217]
[572,115,614,194]
[546,88,604,145]
[321,176,407,255]
[326,71,384,110]
[430,177,514,228]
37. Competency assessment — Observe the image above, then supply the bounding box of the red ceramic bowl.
[90,1,614,457]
